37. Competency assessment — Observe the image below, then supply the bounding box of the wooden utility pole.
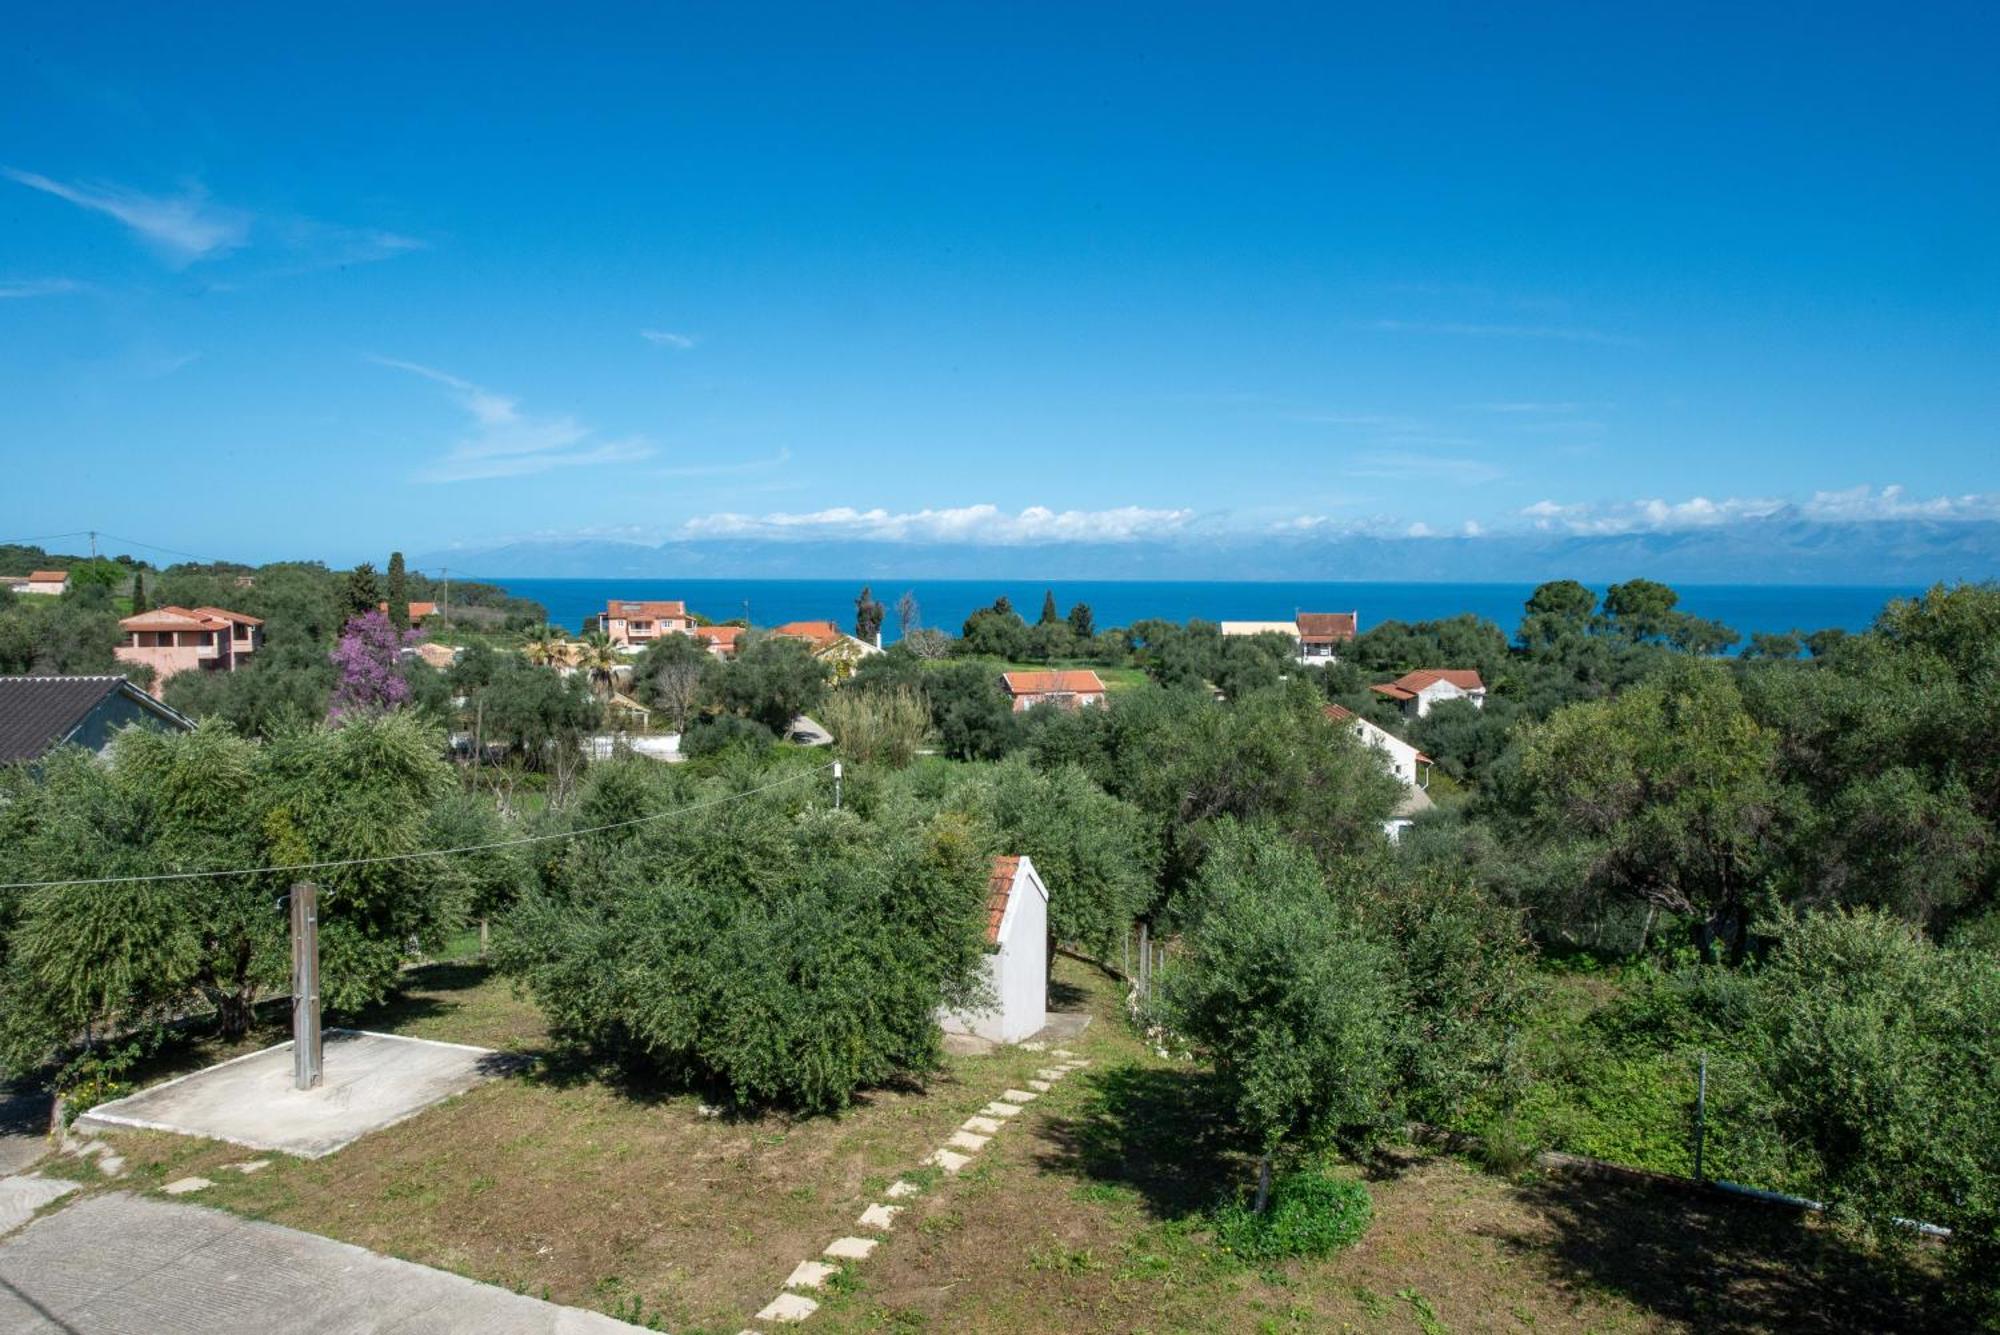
[290,881,323,1090]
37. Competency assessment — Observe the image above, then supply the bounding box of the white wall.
[1351,716,1425,788]
[942,857,1049,1044]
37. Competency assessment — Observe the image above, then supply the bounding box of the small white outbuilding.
[940,854,1049,1045]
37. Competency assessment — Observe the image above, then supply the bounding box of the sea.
[479,579,1921,645]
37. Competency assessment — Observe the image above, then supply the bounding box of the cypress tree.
[130,570,150,615]
[386,552,410,630]
[1067,602,1095,639]
[344,563,381,617]
[1040,589,1061,625]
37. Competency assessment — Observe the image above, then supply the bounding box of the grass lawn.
[45,959,1950,1333]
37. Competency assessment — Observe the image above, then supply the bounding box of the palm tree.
[524,625,567,668]
[576,631,620,698]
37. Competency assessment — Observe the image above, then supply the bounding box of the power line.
[0,761,836,892]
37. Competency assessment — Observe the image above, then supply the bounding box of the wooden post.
[1137,921,1150,1001]
[291,881,323,1091]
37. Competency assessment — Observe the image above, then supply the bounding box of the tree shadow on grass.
[1500,1171,1955,1334]
[1033,1064,1254,1220]
[1047,977,1090,1012]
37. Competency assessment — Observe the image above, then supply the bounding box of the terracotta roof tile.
[27,571,68,583]
[1296,612,1358,642]
[605,600,687,619]
[1372,668,1485,699]
[984,855,1022,946]
[1001,670,1106,696]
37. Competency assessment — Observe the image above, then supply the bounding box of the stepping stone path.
[747,1047,1089,1327]
[226,1159,272,1175]
[161,1177,212,1196]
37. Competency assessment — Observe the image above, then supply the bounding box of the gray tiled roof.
[0,676,150,763]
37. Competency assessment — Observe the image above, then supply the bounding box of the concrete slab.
[961,1116,1003,1135]
[856,1203,902,1230]
[823,1236,878,1260]
[76,1029,518,1159]
[945,1131,989,1152]
[1034,1069,1066,1081]
[783,1259,836,1291]
[883,1180,921,1199]
[755,1292,818,1323]
[1027,1080,1052,1093]
[161,1177,212,1196]
[979,1102,1022,1118]
[1030,1012,1093,1042]
[0,1191,641,1332]
[998,1089,1036,1104]
[0,1176,76,1238]
[924,1149,971,1174]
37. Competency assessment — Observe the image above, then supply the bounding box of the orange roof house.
[378,600,439,621]
[692,625,745,658]
[1294,612,1358,660]
[772,619,843,650]
[602,599,691,647]
[1001,669,1107,712]
[115,605,264,694]
[1370,669,1486,719]
[23,570,69,596]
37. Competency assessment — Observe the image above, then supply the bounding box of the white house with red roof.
[1371,668,1486,719]
[602,599,690,648]
[22,570,70,597]
[1295,611,1358,662]
[772,620,882,676]
[1325,703,1432,789]
[691,625,745,659]
[114,605,264,692]
[941,854,1050,1045]
[1001,669,1107,712]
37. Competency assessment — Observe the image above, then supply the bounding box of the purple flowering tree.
[329,609,422,719]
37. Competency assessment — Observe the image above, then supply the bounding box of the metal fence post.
[291,881,323,1090]
[1693,1050,1709,1181]
[1138,921,1150,1001]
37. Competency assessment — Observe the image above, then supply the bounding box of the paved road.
[0,1088,48,1178]
[0,1193,643,1334]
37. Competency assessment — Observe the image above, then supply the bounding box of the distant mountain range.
[420,515,2000,585]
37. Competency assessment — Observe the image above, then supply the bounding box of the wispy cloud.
[654,449,791,480]
[681,504,1196,545]
[376,357,653,483]
[1367,319,1636,347]
[6,167,421,273]
[0,277,83,299]
[639,329,698,349]
[5,168,250,263]
[1346,455,1504,485]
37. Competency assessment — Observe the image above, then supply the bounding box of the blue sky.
[3,2,1996,566]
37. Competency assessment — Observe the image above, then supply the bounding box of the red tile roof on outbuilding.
[984,855,1023,945]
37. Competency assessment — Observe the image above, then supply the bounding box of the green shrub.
[1215,1166,1372,1260]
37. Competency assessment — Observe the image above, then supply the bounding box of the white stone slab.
[961,1116,1003,1135]
[227,1159,272,1175]
[755,1292,819,1323]
[945,1130,989,1152]
[1019,1041,1047,1051]
[0,1175,77,1237]
[1027,1080,1051,1093]
[884,1179,920,1199]
[980,1102,1022,1118]
[784,1259,837,1291]
[824,1235,878,1260]
[857,1202,903,1230]
[999,1089,1037,1104]
[924,1148,971,1174]
[75,1029,517,1159]
[1050,1049,1076,1058]
[1035,1069,1066,1081]
[161,1177,212,1196]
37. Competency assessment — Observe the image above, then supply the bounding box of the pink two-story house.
[602,599,690,648]
[115,605,264,693]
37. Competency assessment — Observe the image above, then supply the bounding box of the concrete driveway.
[0,1193,642,1334]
